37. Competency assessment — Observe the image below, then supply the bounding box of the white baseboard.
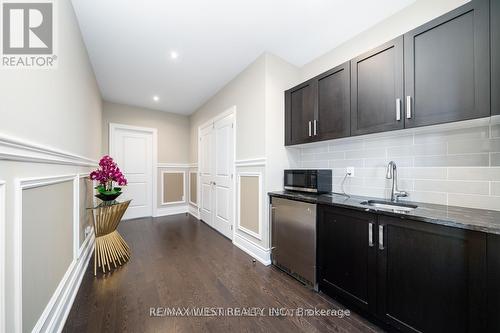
[232,233,271,266]
[188,205,199,219]
[156,204,188,217]
[33,232,94,333]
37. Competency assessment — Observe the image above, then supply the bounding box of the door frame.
[197,106,237,239]
[109,123,158,218]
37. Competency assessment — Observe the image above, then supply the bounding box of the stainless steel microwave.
[283,169,332,194]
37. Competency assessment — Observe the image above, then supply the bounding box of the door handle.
[406,96,412,119]
[368,222,374,247]
[308,121,312,137]
[378,225,384,250]
[396,98,401,121]
[313,120,317,136]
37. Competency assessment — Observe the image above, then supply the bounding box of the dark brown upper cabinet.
[351,37,404,136]
[316,62,351,140]
[492,0,500,116]
[404,0,490,127]
[284,79,317,145]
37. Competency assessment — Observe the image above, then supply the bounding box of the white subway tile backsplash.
[414,154,489,167]
[491,182,500,196]
[414,126,490,144]
[448,139,500,154]
[296,118,500,211]
[405,167,448,180]
[364,134,413,149]
[492,124,500,138]
[314,151,345,161]
[406,191,448,205]
[387,143,447,157]
[330,159,364,168]
[414,180,489,195]
[448,167,500,181]
[448,194,500,211]
[492,153,500,166]
[329,139,364,152]
[346,148,386,159]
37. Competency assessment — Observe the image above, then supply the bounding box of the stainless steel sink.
[360,200,418,212]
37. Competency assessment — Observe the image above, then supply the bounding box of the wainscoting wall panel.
[11,173,95,333]
[78,177,93,249]
[0,180,5,333]
[21,180,74,332]
[233,158,270,265]
[237,173,262,240]
[156,164,193,217]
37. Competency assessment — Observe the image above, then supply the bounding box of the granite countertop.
[269,191,500,235]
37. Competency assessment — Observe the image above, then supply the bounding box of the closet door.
[199,123,215,226]
[198,112,235,239]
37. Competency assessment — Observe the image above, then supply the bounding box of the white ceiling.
[72,0,415,115]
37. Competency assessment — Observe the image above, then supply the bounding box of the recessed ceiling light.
[170,51,179,60]
[153,95,159,102]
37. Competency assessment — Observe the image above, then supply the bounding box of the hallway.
[63,215,382,333]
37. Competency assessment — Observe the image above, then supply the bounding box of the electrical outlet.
[346,167,355,177]
[85,226,92,237]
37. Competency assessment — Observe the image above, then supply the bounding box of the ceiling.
[72,0,415,115]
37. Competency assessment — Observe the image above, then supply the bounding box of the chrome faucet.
[386,161,408,202]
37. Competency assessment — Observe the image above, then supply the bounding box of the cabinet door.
[316,62,351,140]
[351,37,404,136]
[317,205,377,313]
[488,234,500,332]
[284,79,317,145]
[493,0,500,116]
[404,0,490,127]
[377,216,487,333]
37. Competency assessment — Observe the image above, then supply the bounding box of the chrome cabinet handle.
[379,225,384,250]
[313,120,317,136]
[368,222,374,247]
[406,96,412,119]
[308,121,312,137]
[396,98,401,121]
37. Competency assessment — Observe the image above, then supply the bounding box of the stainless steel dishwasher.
[270,197,317,289]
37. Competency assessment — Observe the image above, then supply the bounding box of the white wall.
[102,101,190,163]
[0,0,102,331]
[189,54,267,162]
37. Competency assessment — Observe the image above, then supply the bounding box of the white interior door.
[198,112,235,239]
[110,124,154,220]
[199,123,214,225]
[213,115,234,239]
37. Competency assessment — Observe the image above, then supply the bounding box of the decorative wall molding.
[188,171,198,207]
[234,157,267,167]
[233,233,271,266]
[160,171,186,205]
[236,172,262,241]
[157,163,196,168]
[0,133,97,166]
[14,174,78,333]
[0,181,5,333]
[32,232,94,333]
[156,204,189,217]
[188,204,200,219]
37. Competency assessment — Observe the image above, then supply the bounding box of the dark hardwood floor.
[63,214,383,333]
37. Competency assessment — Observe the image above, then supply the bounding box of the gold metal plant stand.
[89,200,131,275]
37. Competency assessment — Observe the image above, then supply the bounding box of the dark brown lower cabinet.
[317,206,377,313]
[318,205,488,333]
[377,216,487,333]
[488,234,500,332]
